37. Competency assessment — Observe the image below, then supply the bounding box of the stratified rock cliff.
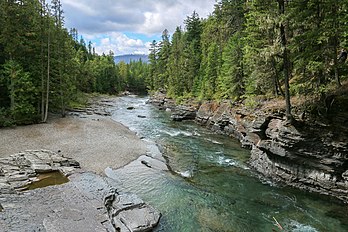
[195,101,348,202]
[150,93,348,203]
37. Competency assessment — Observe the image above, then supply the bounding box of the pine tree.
[216,32,245,100]
[3,60,37,124]
[243,0,282,97]
[157,29,171,90]
[167,27,185,97]
[147,40,159,91]
[183,11,202,94]
[200,42,219,99]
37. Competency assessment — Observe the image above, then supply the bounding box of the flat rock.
[1,172,161,232]
[0,150,161,232]
[105,193,161,232]
[0,150,80,192]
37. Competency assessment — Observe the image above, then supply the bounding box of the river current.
[110,96,348,232]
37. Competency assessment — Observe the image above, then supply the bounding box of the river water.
[110,96,348,232]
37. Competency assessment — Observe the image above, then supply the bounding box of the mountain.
[114,54,148,64]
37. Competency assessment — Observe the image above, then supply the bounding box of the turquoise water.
[111,96,348,232]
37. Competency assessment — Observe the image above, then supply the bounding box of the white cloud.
[59,0,216,55]
[90,33,151,55]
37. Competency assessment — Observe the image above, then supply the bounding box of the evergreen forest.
[0,0,148,126]
[1,0,348,126]
[148,0,348,121]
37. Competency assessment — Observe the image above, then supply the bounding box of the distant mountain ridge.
[114,54,148,64]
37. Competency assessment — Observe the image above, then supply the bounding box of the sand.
[0,114,147,174]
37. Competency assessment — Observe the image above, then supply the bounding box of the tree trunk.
[40,0,46,122]
[271,56,284,97]
[278,0,293,123]
[332,2,341,87]
[43,7,50,123]
[10,62,15,112]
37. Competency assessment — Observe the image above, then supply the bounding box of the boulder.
[104,192,161,232]
[171,105,197,121]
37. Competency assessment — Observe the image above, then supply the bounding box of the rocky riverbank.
[0,153,161,232]
[0,96,162,232]
[149,93,348,203]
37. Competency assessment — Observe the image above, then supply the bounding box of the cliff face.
[149,94,348,203]
[195,101,348,203]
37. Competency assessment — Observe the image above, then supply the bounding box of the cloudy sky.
[59,0,216,55]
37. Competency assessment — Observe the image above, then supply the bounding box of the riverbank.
[0,99,147,174]
[149,89,348,203]
[0,96,162,232]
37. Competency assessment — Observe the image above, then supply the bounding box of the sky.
[59,0,216,56]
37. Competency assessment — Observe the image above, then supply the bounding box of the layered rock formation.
[150,94,348,203]
[195,101,348,203]
[0,150,161,232]
[0,150,80,194]
[104,191,161,232]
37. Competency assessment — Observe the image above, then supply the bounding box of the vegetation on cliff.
[147,0,348,122]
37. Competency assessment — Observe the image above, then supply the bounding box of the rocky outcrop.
[0,151,161,232]
[0,150,80,194]
[171,105,198,121]
[148,92,176,111]
[68,97,115,117]
[149,93,200,121]
[195,101,348,203]
[104,190,161,232]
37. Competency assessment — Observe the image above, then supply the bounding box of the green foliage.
[2,60,38,124]
[147,0,348,121]
[216,32,245,100]
[0,0,149,126]
[200,42,219,100]
[167,27,185,97]
[1,0,347,125]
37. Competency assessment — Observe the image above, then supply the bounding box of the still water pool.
[111,96,348,232]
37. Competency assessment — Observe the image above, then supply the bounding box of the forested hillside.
[148,0,348,121]
[1,0,347,126]
[114,54,149,64]
[0,0,147,126]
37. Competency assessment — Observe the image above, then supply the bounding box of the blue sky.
[60,0,216,55]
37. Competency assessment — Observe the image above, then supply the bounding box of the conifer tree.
[217,32,245,100]
[167,27,185,97]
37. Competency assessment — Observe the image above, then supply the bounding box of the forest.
[0,0,147,126]
[1,0,347,126]
[148,0,348,121]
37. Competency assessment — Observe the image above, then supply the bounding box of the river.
[110,96,348,232]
